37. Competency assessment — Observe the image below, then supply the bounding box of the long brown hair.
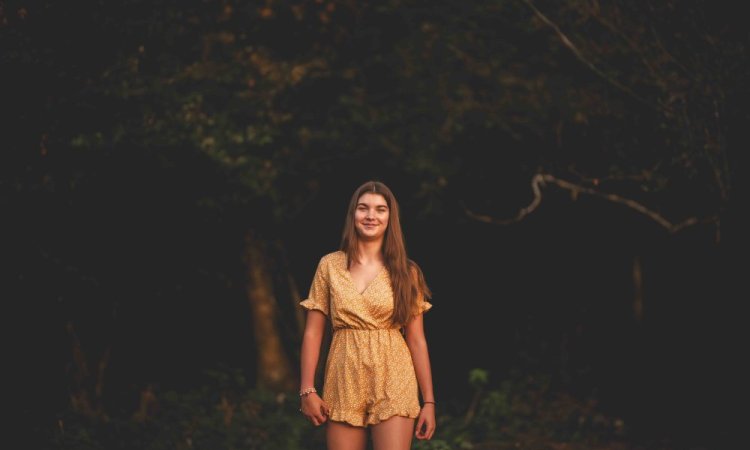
[340,180,431,327]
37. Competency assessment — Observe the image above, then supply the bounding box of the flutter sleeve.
[416,288,433,315]
[299,256,330,316]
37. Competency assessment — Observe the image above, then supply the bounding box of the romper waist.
[332,327,402,333]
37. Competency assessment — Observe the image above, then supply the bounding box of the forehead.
[357,192,388,206]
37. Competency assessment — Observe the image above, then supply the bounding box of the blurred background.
[3,1,745,449]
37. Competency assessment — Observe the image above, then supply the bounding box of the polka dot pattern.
[299,250,432,427]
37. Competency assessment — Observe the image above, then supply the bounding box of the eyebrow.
[357,202,388,209]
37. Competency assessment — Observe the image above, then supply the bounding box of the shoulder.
[317,250,345,270]
[320,250,345,264]
[407,259,423,278]
[408,259,430,293]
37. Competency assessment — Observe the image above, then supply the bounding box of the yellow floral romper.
[299,250,432,427]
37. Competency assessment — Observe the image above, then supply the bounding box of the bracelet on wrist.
[422,401,435,405]
[299,387,317,397]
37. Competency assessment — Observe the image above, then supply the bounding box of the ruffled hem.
[366,406,421,426]
[326,407,421,428]
[327,409,367,428]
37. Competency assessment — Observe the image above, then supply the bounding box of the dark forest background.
[3,1,746,449]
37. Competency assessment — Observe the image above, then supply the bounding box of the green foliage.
[413,439,454,450]
[36,367,636,450]
[433,369,628,449]
[38,367,322,450]
[468,368,490,389]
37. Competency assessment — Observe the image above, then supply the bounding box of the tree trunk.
[273,239,306,341]
[243,231,296,392]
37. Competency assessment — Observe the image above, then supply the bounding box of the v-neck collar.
[341,253,386,296]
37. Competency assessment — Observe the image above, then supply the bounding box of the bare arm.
[300,310,326,390]
[404,313,434,402]
[299,310,330,426]
[405,312,436,439]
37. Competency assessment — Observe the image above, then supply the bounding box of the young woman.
[298,180,436,450]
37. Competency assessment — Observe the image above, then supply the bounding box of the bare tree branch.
[463,173,717,234]
[521,0,669,114]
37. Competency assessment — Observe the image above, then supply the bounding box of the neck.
[356,239,383,264]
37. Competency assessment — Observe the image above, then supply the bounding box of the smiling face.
[354,192,390,240]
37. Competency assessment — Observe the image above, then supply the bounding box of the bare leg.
[327,420,368,450]
[371,416,415,450]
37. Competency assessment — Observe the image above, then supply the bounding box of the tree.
[4,0,744,417]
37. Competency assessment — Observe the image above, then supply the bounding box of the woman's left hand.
[414,403,436,440]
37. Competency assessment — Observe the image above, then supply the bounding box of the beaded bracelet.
[299,387,317,397]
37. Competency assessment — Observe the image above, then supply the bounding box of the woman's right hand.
[300,393,330,426]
